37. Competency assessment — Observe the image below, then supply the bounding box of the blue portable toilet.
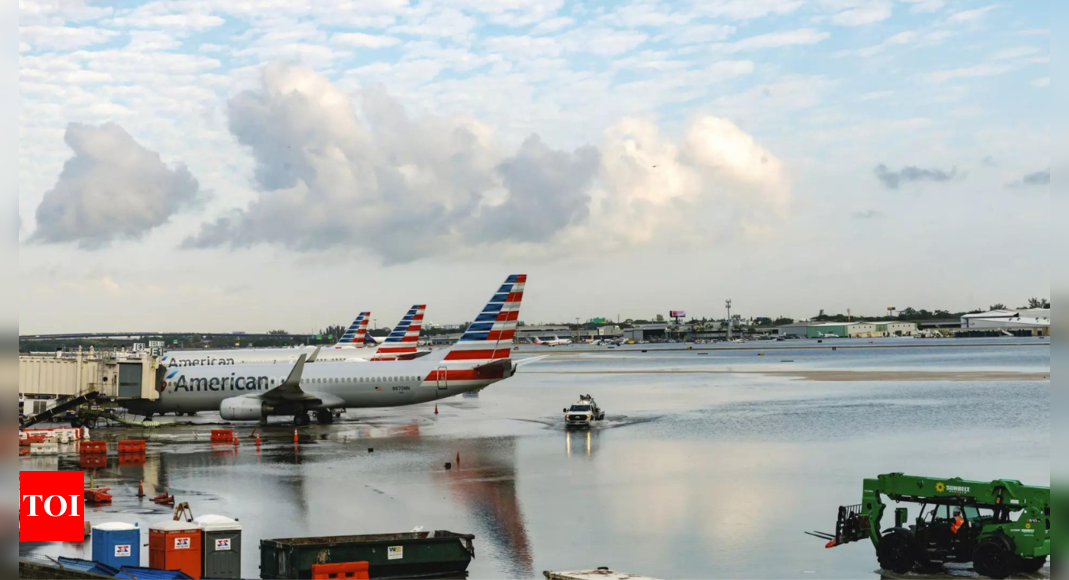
[92,522,141,569]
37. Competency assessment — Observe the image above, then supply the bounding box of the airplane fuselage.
[122,358,511,416]
[161,346,394,367]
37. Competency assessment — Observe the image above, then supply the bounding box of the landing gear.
[315,410,335,425]
[294,412,311,427]
[877,529,917,575]
[974,538,1015,580]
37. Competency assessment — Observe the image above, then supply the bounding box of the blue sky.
[18,0,1050,333]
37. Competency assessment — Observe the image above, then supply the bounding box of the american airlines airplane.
[159,307,429,367]
[122,276,529,426]
[534,336,572,347]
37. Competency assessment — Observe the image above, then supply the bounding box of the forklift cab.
[921,503,985,561]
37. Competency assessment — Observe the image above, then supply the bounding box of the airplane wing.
[259,355,321,403]
[512,355,547,368]
[306,346,323,363]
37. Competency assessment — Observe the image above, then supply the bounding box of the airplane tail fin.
[372,305,426,361]
[334,312,371,348]
[442,275,526,364]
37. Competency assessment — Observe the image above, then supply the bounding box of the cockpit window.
[570,405,592,412]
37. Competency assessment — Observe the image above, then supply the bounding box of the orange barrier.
[210,430,234,444]
[311,561,370,580]
[85,488,113,504]
[19,446,30,457]
[80,441,107,455]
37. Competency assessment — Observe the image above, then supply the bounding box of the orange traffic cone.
[434,405,439,415]
[255,434,261,447]
[137,480,145,498]
[293,429,298,444]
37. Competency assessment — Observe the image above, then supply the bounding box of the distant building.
[776,321,917,338]
[872,321,919,336]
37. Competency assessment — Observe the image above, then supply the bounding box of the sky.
[17,0,1051,334]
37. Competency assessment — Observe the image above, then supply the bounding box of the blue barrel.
[92,522,141,569]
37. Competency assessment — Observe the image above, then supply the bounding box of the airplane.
[369,305,427,361]
[158,308,430,366]
[332,312,373,349]
[159,312,370,367]
[122,275,531,426]
[816,332,840,339]
[533,336,572,347]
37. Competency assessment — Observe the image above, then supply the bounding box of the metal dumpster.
[259,530,475,579]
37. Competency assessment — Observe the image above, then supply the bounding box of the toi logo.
[20,471,85,542]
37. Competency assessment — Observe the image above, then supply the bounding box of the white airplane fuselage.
[122,358,512,416]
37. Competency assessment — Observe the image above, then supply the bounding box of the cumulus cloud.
[828,1,894,26]
[475,136,600,243]
[717,29,831,53]
[32,123,201,248]
[330,33,401,49]
[184,64,790,262]
[1008,169,1050,188]
[19,25,118,51]
[874,164,958,189]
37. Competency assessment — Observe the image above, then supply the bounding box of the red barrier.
[80,441,107,455]
[210,430,233,444]
[311,561,370,580]
[85,488,113,504]
[19,446,30,457]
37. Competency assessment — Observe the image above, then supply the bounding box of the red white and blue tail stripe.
[443,275,525,363]
[372,305,426,361]
[334,312,370,348]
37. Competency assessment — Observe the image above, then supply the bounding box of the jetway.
[19,348,163,401]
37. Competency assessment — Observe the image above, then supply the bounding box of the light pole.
[576,318,581,343]
[726,300,733,341]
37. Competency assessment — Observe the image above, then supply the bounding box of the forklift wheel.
[877,529,916,575]
[974,538,1014,580]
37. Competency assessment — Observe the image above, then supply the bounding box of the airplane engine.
[219,396,269,421]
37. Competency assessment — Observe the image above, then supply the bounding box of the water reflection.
[435,438,534,579]
[565,430,598,458]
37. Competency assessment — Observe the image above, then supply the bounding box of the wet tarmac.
[19,339,1050,579]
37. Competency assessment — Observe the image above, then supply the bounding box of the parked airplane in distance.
[159,308,430,367]
[534,336,572,347]
[123,276,530,426]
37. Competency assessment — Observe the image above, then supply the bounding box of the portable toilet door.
[91,523,141,570]
[193,515,242,579]
[150,519,203,580]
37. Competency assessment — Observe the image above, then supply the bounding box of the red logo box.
[20,471,85,542]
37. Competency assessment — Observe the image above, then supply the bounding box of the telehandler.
[809,473,1050,579]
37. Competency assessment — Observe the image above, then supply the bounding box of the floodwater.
[19,339,1050,579]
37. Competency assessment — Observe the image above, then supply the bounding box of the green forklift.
[810,473,1050,579]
